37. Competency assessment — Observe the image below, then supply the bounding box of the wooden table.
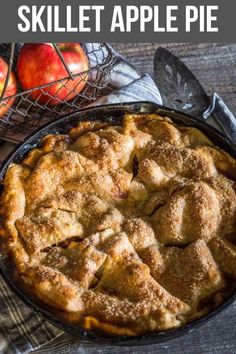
[114,43,236,115]
[31,43,236,353]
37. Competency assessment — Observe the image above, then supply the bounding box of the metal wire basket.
[0,43,114,141]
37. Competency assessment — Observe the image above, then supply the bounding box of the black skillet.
[0,101,236,346]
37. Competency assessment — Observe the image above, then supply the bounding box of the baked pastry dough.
[1,114,236,335]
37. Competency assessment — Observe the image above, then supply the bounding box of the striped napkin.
[0,51,162,354]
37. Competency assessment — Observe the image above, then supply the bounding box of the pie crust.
[1,114,236,335]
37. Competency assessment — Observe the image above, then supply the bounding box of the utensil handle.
[204,93,236,143]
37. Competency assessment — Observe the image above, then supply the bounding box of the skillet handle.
[203,93,236,143]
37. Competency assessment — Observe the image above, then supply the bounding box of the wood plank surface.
[113,43,236,115]
[32,43,236,354]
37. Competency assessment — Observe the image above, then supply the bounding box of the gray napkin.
[0,54,162,354]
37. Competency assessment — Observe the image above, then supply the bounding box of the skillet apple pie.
[1,114,236,336]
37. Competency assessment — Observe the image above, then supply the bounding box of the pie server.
[154,47,236,143]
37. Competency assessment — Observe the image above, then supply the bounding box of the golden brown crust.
[140,240,224,308]
[209,237,236,277]
[1,113,236,335]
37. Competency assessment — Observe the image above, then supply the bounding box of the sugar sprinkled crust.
[1,113,236,335]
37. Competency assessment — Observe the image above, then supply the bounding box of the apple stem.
[0,43,15,101]
[52,43,75,81]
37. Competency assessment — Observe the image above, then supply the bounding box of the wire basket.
[0,43,114,141]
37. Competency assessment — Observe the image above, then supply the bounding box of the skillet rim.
[0,101,236,346]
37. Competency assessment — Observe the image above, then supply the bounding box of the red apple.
[17,43,89,105]
[0,57,17,118]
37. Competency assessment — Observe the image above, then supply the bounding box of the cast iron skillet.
[1,101,236,346]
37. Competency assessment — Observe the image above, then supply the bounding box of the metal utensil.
[154,47,236,142]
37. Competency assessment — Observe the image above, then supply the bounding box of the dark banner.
[1,0,235,42]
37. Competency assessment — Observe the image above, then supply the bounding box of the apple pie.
[1,114,236,335]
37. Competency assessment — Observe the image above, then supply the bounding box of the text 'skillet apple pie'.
[1,114,236,336]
